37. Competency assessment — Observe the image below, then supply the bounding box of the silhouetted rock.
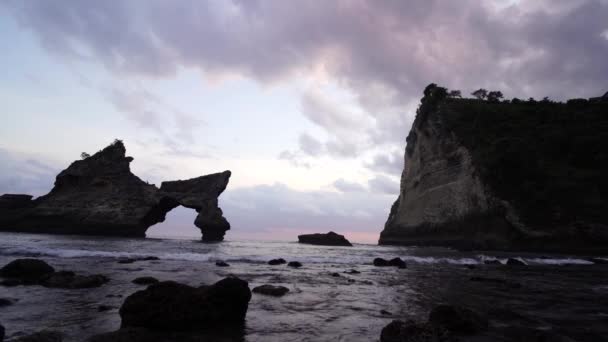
[484,259,502,265]
[506,258,526,266]
[428,305,488,334]
[41,272,108,289]
[87,327,243,342]
[119,277,251,331]
[13,330,63,342]
[0,259,55,282]
[215,260,230,267]
[268,258,287,265]
[388,257,407,269]
[98,305,113,312]
[298,231,352,246]
[0,323,4,342]
[380,320,453,342]
[132,277,159,285]
[380,84,608,253]
[331,272,340,277]
[373,258,390,267]
[252,284,289,297]
[0,140,232,242]
[345,269,360,274]
[587,257,608,264]
[287,261,302,268]
[117,259,136,264]
[0,298,14,307]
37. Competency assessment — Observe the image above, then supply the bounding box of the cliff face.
[0,141,231,241]
[380,85,608,252]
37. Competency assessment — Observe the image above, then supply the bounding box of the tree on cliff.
[448,90,462,98]
[81,152,91,159]
[471,89,488,100]
[487,91,504,103]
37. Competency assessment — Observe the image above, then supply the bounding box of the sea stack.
[298,231,352,246]
[380,84,608,253]
[0,140,232,242]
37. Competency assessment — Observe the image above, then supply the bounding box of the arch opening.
[145,205,201,240]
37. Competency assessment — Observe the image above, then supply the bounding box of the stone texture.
[298,231,352,246]
[0,140,231,241]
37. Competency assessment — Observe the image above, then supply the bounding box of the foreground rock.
[287,261,302,268]
[506,258,526,266]
[0,259,108,289]
[120,277,251,331]
[13,330,63,342]
[381,304,487,341]
[252,285,289,297]
[380,84,608,252]
[298,231,352,246]
[268,258,286,265]
[373,257,407,268]
[0,140,232,242]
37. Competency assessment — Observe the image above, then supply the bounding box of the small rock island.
[298,231,352,246]
[0,140,232,242]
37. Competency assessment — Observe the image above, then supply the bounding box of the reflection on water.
[0,232,607,341]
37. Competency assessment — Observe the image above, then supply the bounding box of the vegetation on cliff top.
[415,84,608,229]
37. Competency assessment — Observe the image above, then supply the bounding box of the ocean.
[1,232,607,341]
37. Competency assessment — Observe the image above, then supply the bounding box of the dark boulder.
[331,273,340,277]
[117,259,136,264]
[252,285,289,297]
[267,258,286,265]
[0,298,14,307]
[41,272,108,289]
[297,231,352,246]
[132,277,159,285]
[380,320,453,342]
[428,305,488,334]
[141,256,160,261]
[484,259,502,265]
[506,258,526,266]
[373,258,390,267]
[98,305,113,312]
[13,330,63,342]
[389,257,407,269]
[287,261,302,268]
[0,259,55,282]
[345,269,360,274]
[119,277,251,331]
[215,260,230,267]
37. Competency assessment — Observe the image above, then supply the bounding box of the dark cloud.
[367,175,400,195]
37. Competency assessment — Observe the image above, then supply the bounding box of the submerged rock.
[132,277,159,285]
[373,258,390,267]
[0,259,55,282]
[506,258,527,266]
[389,257,407,269]
[252,284,289,297]
[0,298,14,307]
[215,260,230,267]
[484,259,502,265]
[287,261,302,268]
[267,258,287,265]
[0,259,108,289]
[380,320,453,342]
[0,140,232,242]
[428,305,488,334]
[13,330,63,342]
[119,277,251,331]
[298,231,352,246]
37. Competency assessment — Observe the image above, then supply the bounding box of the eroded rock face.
[380,84,608,252]
[0,140,231,241]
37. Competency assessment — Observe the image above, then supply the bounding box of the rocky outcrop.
[252,284,289,297]
[380,84,608,252]
[297,231,352,246]
[0,259,108,289]
[0,140,231,241]
[119,277,251,331]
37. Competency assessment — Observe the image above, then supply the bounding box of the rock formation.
[0,140,231,241]
[297,231,352,246]
[380,84,608,252]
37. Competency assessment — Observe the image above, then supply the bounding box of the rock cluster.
[298,231,352,246]
[0,259,108,289]
[373,257,407,269]
[0,140,231,242]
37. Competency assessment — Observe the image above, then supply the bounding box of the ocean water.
[0,232,607,341]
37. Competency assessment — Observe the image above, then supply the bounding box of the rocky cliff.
[0,140,231,241]
[380,85,608,253]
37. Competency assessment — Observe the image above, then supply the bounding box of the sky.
[1,0,607,243]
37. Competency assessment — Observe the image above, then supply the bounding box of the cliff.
[0,140,231,241]
[379,85,608,253]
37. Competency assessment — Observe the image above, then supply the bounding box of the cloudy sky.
[1,0,606,243]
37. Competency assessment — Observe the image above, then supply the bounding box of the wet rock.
[215,260,230,267]
[117,259,136,264]
[41,272,109,289]
[380,320,453,342]
[484,259,502,265]
[0,259,55,282]
[98,305,113,312]
[13,330,63,342]
[506,258,527,266]
[119,277,251,331]
[252,284,289,297]
[297,231,352,246]
[132,277,159,285]
[331,272,340,277]
[0,298,14,307]
[267,258,287,265]
[141,256,160,261]
[287,261,302,268]
[428,305,488,334]
[0,323,4,342]
[345,269,360,274]
[389,258,407,269]
[373,258,390,267]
